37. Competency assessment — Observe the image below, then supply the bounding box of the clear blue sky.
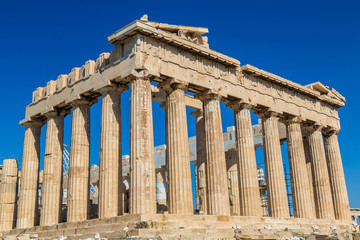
[0,0,359,209]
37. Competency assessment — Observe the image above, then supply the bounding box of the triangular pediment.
[306,82,346,103]
[140,15,209,48]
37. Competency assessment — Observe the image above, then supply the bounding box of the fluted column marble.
[229,102,262,217]
[67,99,93,222]
[304,124,335,220]
[17,120,42,229]
[259,111,289,218]
[163,83,193,214]
[40,111,66,226]
[156,167,166,206]
[285,117,314,219]
[99,86,127,219]
[0,159,18,232]
[191,110,207,214]
[303,137,317,218]
[228,169,240,215]
[324,130,350,221]
[130,77,156,214]
[200,93,230,216]
[194,163,199,210]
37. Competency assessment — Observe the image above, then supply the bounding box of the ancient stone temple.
[0,15,354,239]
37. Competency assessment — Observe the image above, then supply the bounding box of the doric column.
[284,117,314,219]
[303,137,317,218]
[40,111,67,226]
[304,124,335,220]
[228,102,262,217]
[156,167,166,207]
[0,159,18,232]
[199,93,230,216]
[190,110,207,214]
[99,85,127,219]
[257,111,289,218]
[17,120,42,229]
[67,99,94,222]
[228,168,240,215]
[161,82,193,214]
[129,77,156,214]
[303,136,316,218]
[194,163,199,210]
[323,129,350,221]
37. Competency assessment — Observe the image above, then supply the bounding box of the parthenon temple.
[0,16,354,239]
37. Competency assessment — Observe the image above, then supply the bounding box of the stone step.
[34,227,236,240]
[150,220,234,229]
[17,219,235,239]
[34,222,129,239]
[1,214,351,240]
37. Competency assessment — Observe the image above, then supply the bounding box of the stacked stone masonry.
[0,159,18,232]
[0,16,352,239]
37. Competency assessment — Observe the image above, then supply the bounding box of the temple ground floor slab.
[0,214,356,240]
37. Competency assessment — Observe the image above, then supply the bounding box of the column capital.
[157,165,166,173]
[21,119,44,128]
[302,122,324,135]
[280,115,304,126]
[190,109,203,119]
[322,127,340,137]
[226,100,252,111]
[99,84,128,96]
[70,97,97,108]
[195,89,222,102]
[128,70,152,82]
[254,108,280,119]
[158,103,166,110]
[158,79,188,94]
[44,109,70,119]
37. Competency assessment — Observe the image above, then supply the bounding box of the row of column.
[10,78,350,232]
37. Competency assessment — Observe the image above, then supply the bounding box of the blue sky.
[0,0,359,209]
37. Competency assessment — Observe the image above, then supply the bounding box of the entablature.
[107,18,240,67]
[241,65,345,108]
[21,16,345,130]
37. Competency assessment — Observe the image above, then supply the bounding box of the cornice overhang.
[108,20,240,67]
[241,64,345,108]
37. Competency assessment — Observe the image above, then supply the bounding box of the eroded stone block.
[79,60,95,80]
[56,75,68,91]
[32,87,45,103]
[95,52,110,71]
[67,67,80,86]
[46,81,57,96]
